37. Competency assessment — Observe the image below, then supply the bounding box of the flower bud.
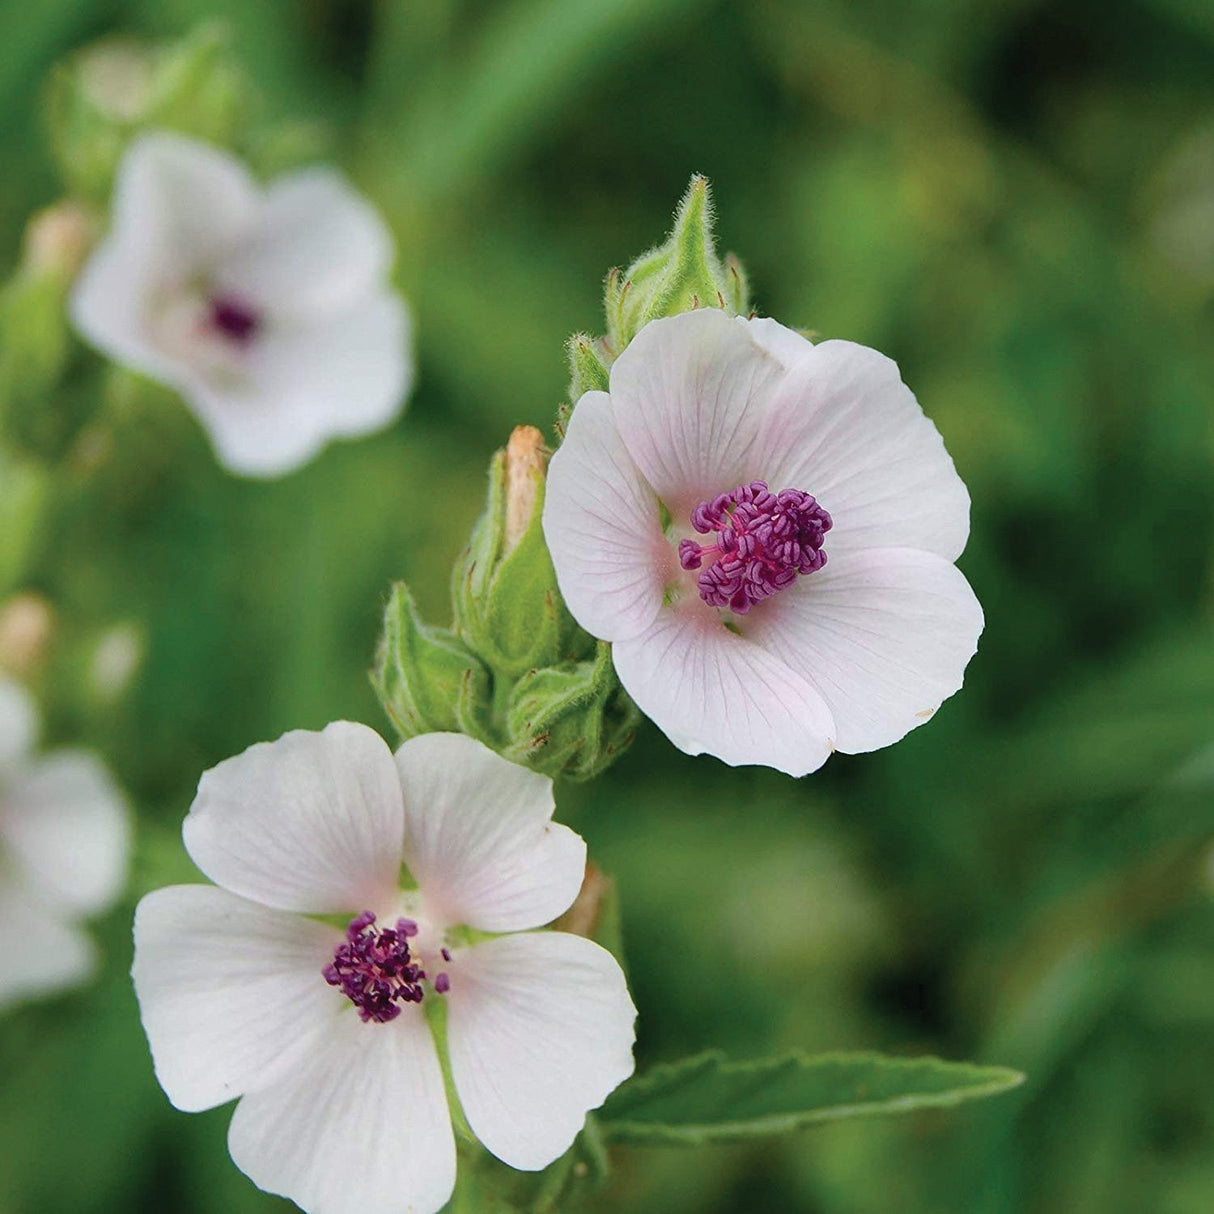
[45,26,249,203]
[452,426,590,679]
[372,583,492,740]
[603,175,751,357]
[502,642,640,781]
[22,203,96,284]
[374,428,639,781]
[0,451,49,594]
[0,594,55,677]
[0,201,106,460]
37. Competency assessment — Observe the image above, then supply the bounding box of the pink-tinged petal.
[609,309,787,513]
[1,751,128,916]
[0,881,94,1010]
[183,722,403,914]
[446,932,635,1171]
[744,315,815,367]
[395,734,585,934]
[132,885,341,1113]
[187,288,411,478]
[0,677,37,768]
[612,604,837,776]
[70,132,259,383]
[227,1002,454,1214]
[544,391,669,642]
[759,340,971,561]
[216,168,395,319]
[747,547,983,754]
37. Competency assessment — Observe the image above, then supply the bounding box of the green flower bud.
[375,426,639,781]
[0,451,50,595]
[372,582,492,741]
[452,426,591,679]
[503,641,640,781]
[603,174,752,356]
[0,204,97,460]
[45,25,250,203]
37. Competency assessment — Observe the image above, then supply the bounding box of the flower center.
[323,911,451,1023]
[207,294,260,345]
[678,480,832,613]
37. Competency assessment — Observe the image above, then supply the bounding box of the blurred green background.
[2,0,1213,1211]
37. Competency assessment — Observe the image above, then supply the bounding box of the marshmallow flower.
[71,132,412,477]
[132,725,635,1214]
[543,309,983,777]
[0,679,129,1010]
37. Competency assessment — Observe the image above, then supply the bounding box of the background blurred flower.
[544,308,982,776]
[133,723,635,1214]
[0,678,129,1010]
[71,131,412,477]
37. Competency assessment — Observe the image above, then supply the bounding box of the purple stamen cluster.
[208,295,260,345]
[678,480,832,613]
[323,912,427,1023]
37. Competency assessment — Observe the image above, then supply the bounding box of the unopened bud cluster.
[563,175,751,418]
[373,426,640,780]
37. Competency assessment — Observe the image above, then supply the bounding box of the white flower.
[543,308,983,777]
[0,678,129,1010]
[132,724,636,1214]
[71,132,412,478]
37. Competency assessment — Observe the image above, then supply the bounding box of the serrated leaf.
[598,1050,1024,1146]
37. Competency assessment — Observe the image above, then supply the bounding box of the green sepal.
[503,642,640,781]
[605,174,749,353]
[597,1050,1025,1147]
[566,331,610,403]
[372,581,492,742]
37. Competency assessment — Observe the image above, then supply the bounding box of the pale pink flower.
[72,132,412,477]
[544,308,983,776]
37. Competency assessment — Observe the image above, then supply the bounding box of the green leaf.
[598,1051,1025,1146]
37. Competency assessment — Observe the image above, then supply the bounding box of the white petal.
[186,288,411,478]
[395,734,585,934]
[1,751,129,916]
[446,932,635,1171]
[228,1003,454,1214]
[758,339,971,561]
[609,309,787,514]
[0,677,37,768]
[744,315,815,366]
[216,168,396,319]
[183,722,404,914]
[612,603,836,776]
[132,885,342,1113]
[0,880,94,1010]
[747,547,984,753]
[70,131,259,384]
[543,391,669,642]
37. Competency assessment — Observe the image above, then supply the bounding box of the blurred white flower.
[71,132,413,477]
[132,724,635,1214]
[0,678,129,1010]
[543,308,983,776]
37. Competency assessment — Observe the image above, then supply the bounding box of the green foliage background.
[1,0,1213,1211]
